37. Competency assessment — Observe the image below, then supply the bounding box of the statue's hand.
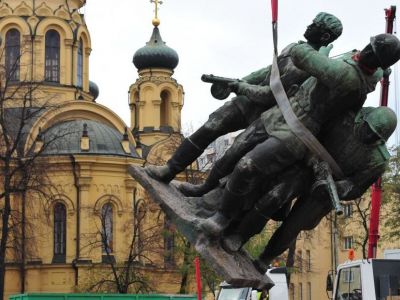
[228,81,248,95]
[383,68,392,78]
[319,44,333,57]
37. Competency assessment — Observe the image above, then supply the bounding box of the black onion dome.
[133,27,179,70]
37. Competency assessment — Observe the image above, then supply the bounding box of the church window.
[45,30,60,82]
[53,202,66,262]
[5,29,20,82]
[101,203,113,254]
[77,38,83,87]
[160,90,170,127]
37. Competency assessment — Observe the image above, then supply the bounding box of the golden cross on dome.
[150,0,163,26]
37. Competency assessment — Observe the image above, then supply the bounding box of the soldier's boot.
[199,211,230,237]
[237,206,269,237]
[221,233,244,253]
[199,185,243,236]
[178,166,224,196]
[222,208,268,253]
[255,235,281,274]
[146,138,203,183]
[252,258,271,275]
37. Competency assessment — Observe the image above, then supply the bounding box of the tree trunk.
[20,192,26,293]
[0,193,12,300]
[179,241,192,294]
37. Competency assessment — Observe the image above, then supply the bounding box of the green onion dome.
[133,27,179,70]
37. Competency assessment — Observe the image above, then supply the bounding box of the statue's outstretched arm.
[290,43,353,90]
[241,66,272,85]
[230,82,274,106]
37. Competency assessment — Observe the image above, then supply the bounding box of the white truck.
[216,267,289,300]
[327,258,400,300]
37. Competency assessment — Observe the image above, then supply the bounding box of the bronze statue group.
[144,12,400,274]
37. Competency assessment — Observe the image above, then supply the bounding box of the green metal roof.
[42,119,139,157]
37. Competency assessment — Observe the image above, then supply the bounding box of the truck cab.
[330,259,400,300]
[216,267,289,300]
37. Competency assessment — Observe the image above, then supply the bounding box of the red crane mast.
[367,5,396,259]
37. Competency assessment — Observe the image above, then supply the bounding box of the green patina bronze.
[312,12,343,38]
[129,11,400,287]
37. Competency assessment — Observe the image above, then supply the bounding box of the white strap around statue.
[269,24,344,179]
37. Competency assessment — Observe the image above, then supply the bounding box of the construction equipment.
[327,258,400,300]
[216,267,289,300]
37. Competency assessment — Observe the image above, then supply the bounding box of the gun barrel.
[201,74,238,84]
[326,174,344,215]
[313,159,344,215]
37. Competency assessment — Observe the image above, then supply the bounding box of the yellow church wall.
[4,268,21,299]
[41,156,142,264]
[4,1,85,14]
[3,152,173,296]
[0,0,91,98]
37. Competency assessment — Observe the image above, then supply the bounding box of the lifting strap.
[269,0,344,179]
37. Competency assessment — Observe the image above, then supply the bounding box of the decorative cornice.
[78,176,92,190]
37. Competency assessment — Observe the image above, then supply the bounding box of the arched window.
[5,29,20,81]
[77,38,83,87]
[53,203,66,262]
[101,203,113,254]
[133,200,145,259]
[160,90,170,127]
[45,30,60,82]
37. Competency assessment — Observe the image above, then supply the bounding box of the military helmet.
[313,12,343,39]
[356,106,397,141]
[370,34,400,69]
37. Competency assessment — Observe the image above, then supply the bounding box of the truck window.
[217,287,250,300]
[372,260,400,299]
[335,266,362,300]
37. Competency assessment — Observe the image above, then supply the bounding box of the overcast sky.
[83,0,399,141]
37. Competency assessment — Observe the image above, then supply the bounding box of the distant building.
[197,131,241,170]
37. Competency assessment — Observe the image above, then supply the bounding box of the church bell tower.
[129,0,184,148]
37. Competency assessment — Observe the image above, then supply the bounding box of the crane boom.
[367,5,396,259]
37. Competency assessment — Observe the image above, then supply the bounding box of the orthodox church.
[0,0,186,297]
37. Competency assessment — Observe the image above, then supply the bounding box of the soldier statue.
[197,33,400,236]
[219,107,396,267]
[146,12,343,192]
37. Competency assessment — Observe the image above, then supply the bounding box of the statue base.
[128,165,275,290]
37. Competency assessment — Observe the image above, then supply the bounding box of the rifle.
[309,157,344,215]
[201,74,241,100]
[201,74,240,84]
